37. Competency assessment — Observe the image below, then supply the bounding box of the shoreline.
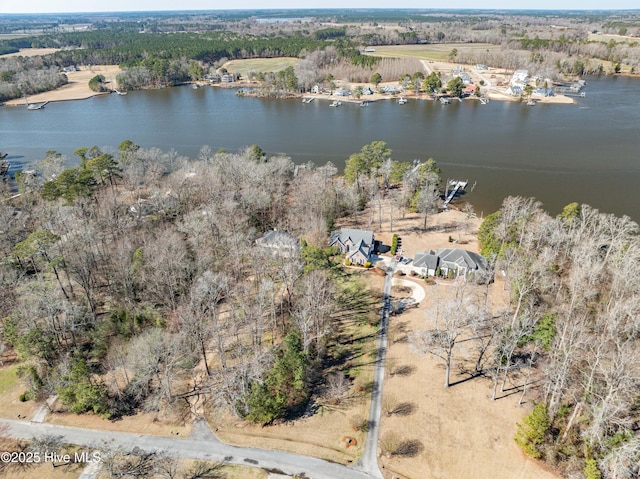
[2,65,575,107]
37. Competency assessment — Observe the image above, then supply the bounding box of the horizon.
[3,3,640,15]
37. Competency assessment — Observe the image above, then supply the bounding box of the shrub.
[514,403,550,459]
[19,391,31,402]
[363,261,372,268]
[345,259,352,266]
[390,234,398,255]
[584,459,602,479]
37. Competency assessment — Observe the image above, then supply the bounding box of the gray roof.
[435,248,488,273]
[330,228,374,249]
[347,239,372,260]
[413,251,440,270]
[256,230,298,249]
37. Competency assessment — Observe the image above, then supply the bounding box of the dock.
[302,97,315,103]
[443,180,468,208]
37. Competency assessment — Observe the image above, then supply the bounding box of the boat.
[115,89,128,96]
[398,97,408,104]
[26,100,48,110]
[302,97,314,103]
[526,99,536,106]
[329,100,342,107]
[439,97,451,105]
[192,84,199,89]
[360,100,370,107]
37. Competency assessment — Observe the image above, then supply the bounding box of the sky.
[1,1,639,15]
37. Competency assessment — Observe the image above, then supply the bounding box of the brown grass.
[45,409,192,438]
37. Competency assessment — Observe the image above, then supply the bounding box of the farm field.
[364,43,501,61]
[222,57,299,76]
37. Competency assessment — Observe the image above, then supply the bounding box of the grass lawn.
[222,57,298,76]
[365,43,500,61]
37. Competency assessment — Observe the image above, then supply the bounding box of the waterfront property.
[412,248,490,282]
[330,228,375,265]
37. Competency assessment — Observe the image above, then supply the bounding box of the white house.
[510,69,529,86]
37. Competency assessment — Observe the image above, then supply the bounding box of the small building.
[329,228,375,265]
[256,230,298,257]
[311,84,320,94]
[475,64,488,70]
[221,74,234,83]
[335,87,351,97]
[362,87,374,95]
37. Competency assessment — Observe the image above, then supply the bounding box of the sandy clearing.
[1,48,60,58]
[3,65,122,106]
[336,205,559,479]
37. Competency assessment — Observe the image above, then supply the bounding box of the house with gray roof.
[435,248,490,281]
[413,251,440,277]
[256,230,298,256]
[329,228,375,265]
[410,248,490,282]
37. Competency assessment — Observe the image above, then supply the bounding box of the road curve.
[2,418,372,479]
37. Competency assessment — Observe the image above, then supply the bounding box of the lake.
[1,75,639,219]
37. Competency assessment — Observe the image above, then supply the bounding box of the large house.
[412,248,490,282]
[256,230,298,257]
[330,228,375,265]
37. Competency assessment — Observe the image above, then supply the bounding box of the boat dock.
[302,97,315,103]
[443,180,468,208]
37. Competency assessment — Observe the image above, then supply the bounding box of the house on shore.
[330,228,375,265]
[411,248,490,282]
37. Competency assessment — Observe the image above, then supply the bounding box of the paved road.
[354,260,395,479]
[2,267,400,479]
[3,419,372,479]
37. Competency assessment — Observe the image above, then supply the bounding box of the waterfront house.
[506,86,522,96]
[411,248,490,282]
[413,251,440,277]
[510,70,529,86]
[534,87,555,97]
[221,74,234,83]
[435,248,490,281]
[330,228,375,265]
[463,85,477,97]
[457,73,472,84]
[475,64,488,70]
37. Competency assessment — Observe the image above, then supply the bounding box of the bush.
[514,403,550,459]
[19,391,31,402]
[390,234,399,255]
[363,261,372,268]
[345,259,352,266]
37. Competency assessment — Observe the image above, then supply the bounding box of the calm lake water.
[2,75,639,220]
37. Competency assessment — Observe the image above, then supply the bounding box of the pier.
[443,180,468,208]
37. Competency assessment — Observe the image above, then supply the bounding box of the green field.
[222,57,298,76]
[364,43,500,61]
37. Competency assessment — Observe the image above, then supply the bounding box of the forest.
[0,138,639,478]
